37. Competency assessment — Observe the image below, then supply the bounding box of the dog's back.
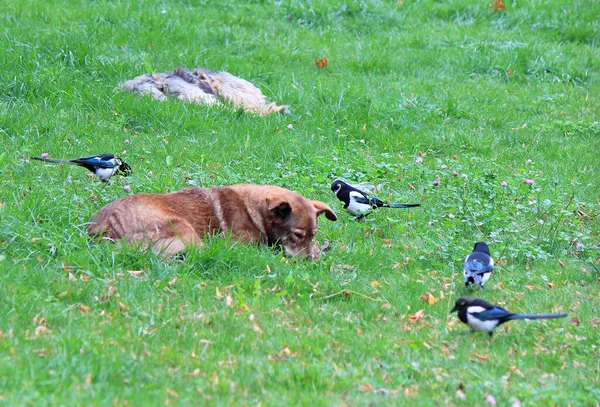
[87,185,336,256]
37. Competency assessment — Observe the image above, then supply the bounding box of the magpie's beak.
[450,304,459,313]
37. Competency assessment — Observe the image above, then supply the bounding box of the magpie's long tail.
[32,157,76,165]
[384,203,421,208]
[508,313,568,321]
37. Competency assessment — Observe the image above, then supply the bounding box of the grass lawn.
[1,0,599,405]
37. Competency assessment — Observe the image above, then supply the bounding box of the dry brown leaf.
[381,302,392,309]
[408,309,425,323]
[315,58,328,68]
[489,0,505,10]
[493,282,505,290]
[253,324,262,334]
[569,317,580,326]
[370,280,381,289]
[128,270,143,277]
[558,260,565,267]
[525,285,538,290]
[58,289,71,298]
[471,352,488,361]
[392,262,402,270]
[118,302,130,312]
[34,325,52,338]
[166,388,179,398]
[420,293,439,306]
[79,304,91,313]
[360,383,374,392]
[589,317,600,327]
[168,276,178,287]
[546,282,557,289]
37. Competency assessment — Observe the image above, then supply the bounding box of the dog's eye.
[293,231,306,240]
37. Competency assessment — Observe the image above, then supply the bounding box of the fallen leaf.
[360,384,374,392]
[471,352,488,361]
[79,304,91,313]
[168,276,177,286]
[408,309,425,323]
[370,280,381,289]
[118,302,130,312]
[493,282,505,290]
[546,282,557,289]
[252,324,262,334]
[225,295,233,307]
[381,302,392,309]
[34,325,52,338]
[128,270,143,277]
[489,0,505,11]
[569,317,580,326]
[420,293,439,306]
[166,388,179,398]
[525,285,538,290]
[589,317,600,327]
[315,58,328,68]
[558,260,565,267]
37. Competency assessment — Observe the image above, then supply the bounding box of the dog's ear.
[312,201,337,221]
[267,199,292,223]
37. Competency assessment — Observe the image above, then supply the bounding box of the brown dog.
[87,184,337,257]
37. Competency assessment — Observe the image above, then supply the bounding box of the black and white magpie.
[450,297,567,337]
[330,180,420,220]
[463,242,494,288]
[32,154,132,182]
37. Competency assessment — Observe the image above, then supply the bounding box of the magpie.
[451,297,568,337]
[331,180,420,220]
[463,242,494,288]
[32,154,132,182]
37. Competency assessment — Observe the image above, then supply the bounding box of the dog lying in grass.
[122,67,288,116]
[87,185,337,258]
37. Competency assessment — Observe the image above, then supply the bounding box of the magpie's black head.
[331,180,346,193]
[473,241,490,255]
[451,297,475,313]
[116,159,132,177]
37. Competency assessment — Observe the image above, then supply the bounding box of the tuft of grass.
[1,0,599,405]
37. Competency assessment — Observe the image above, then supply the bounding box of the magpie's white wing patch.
[466,306,486,314]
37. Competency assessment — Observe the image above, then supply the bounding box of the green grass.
[1,0,599,405]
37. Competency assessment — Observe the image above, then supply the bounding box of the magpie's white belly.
[95,167,117,181]
[346,200,372,216]
[480,272,491,285]
[466,313,499,333]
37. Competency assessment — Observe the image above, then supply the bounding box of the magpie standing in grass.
[450,297,568,337]
[463,242,494,288]
[331,180,420,220]
[32,154,132,182]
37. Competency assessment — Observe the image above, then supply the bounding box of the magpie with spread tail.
[464,242,494,288]
[451,297,568,337]
[331,180,420,220]
[32,154,132,182]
